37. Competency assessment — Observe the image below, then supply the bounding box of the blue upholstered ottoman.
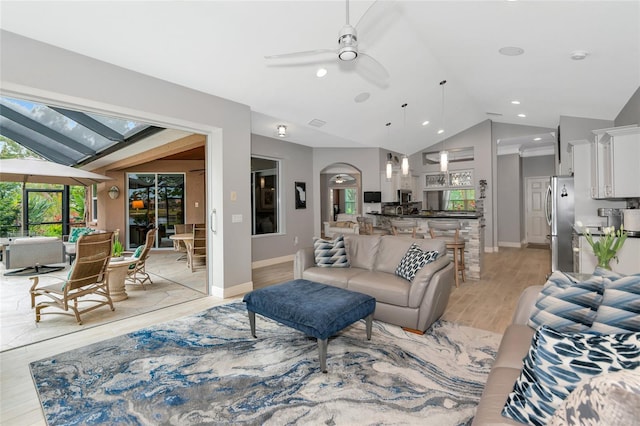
[242,279,376,373]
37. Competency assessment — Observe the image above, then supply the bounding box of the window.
[91,184,98,221]
[251,157,279,235]
[344,188,357,214]
[444,189,476,211]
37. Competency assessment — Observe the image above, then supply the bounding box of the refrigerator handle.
[544,185,552,226]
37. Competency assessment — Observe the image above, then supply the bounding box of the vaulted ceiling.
[1,1,638,157]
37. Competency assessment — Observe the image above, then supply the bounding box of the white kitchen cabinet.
[577,235,640,275]
[592,125,640,198]
[380,171,419,202]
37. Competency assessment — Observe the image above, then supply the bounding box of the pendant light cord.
[440,80,446,150]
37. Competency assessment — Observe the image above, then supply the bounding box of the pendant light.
[401,103,409,176]
[439,80,448,172]
[385,123,393,180]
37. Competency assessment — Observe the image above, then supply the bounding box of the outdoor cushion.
[69,227,94,243]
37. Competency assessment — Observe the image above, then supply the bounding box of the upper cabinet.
[591,125,640,199]
[380,171,419,202]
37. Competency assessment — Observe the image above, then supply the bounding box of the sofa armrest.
[408,256,451,307]
[294,247,316,279]
[511,285,543,325]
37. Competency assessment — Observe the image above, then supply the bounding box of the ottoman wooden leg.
[365,314,373,340]
[318,338,328,373]
[248,311,256,338]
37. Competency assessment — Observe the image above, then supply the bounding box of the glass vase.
[597,259,612,270]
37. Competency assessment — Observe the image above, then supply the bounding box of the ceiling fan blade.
[264,49,336,60]
[354,0,399,46]
[355,52,390,87]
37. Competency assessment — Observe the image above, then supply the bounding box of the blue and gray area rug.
[30,302,501,425]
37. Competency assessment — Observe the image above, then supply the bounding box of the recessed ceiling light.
[499,46,525,56]
[570,50,589,60]
[422,120,430,126]
[354,92,370,103]
[511,100,521,105]
[533,137,542,141]
[437,129,444,135]
[316,68,328,78]
[518,113,526,118]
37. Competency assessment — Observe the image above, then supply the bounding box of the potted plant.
[112,229,124,261]
[575,222,627,270]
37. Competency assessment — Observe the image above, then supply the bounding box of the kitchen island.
[368,212,485,280]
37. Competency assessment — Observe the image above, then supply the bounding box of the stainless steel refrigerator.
[545,176,575,272]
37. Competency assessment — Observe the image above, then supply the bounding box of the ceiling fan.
[264,0,394,86]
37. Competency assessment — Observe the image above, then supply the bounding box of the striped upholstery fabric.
[502,326,640,426]
[313,235,350,268]
[590,275,640,334]
[528,272,605,332]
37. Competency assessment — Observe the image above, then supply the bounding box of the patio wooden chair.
[124,227,157,289]
[29,231,114,325]
[189,224,207,272]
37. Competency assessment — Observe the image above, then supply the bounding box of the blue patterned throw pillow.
[528,272,604,332]
[502,326,640,426]
[395,243,438,282]
[589,275,640,334]
[313,235,350,268]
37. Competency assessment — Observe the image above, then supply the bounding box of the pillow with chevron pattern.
[395,243,438,282]
[502,326,640,426]
[528,272,604,332]
[589,274,640,334]
[313,235,350,268]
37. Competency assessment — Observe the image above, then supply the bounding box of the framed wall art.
[295,181,306,209]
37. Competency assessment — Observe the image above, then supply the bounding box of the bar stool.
[427,220,465,287]
[390,219,419,238]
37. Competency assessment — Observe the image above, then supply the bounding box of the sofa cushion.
[589,274,640,334]
[501,326,640,426]
[547,369,640,426]
[348,271,411,307]
[374,236,422,274]
[527,272,604,332]
[11,236,59,245]
[473,367,526,426]
[301,267,359,288]
[395,243,438,282]
[343,234,380,270]
[313,235,350,268]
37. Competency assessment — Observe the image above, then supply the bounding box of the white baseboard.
[210,280,254,299]
[485,246,499,253]
[251,254,294,269]
[498,241,524,248]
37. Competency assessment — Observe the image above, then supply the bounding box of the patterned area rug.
[30,302,501,425]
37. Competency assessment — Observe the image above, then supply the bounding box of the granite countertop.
[369,212,483,220]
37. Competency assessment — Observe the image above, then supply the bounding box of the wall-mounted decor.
[295,181,306,209]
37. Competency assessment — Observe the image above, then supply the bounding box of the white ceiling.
[1,1,638,157]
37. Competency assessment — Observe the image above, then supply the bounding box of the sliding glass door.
[127,173,185,249]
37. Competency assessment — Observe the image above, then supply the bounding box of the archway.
[319,163,361,234]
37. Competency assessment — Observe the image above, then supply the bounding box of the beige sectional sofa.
[473,285,542,425]
[294,234,455,333]
[2,236,65,271]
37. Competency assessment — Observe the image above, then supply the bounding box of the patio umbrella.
[0,158,112,186]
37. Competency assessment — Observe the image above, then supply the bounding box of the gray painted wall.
[410,120,495,249]
[615,86,640,127]
[497,154,522,245]
[522,155,555,178]
[251,134,315,262]
[0,30,252,297]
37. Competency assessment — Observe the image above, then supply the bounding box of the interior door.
[526,177,550,244]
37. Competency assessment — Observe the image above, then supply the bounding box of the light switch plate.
[232,214,243,223]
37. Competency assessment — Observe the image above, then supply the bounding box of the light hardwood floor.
[0,246,549,425]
